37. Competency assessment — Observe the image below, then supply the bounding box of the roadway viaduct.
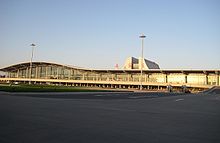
[0,77,214,91]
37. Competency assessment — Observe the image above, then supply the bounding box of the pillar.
[83,73,85,80]
[45,66,48,79]
[165,74,168,83]
[127,74,130,82]
[36,67,38,78]
[145,74,147,82]
[147,74,150,82]
[57,67,59,79]
[205,74,208,85]
[26,67,29,78]
[68,70,71,80]
[185,74,188,84]
[107,74,109,81]
[96,74,98,81]
[216,72,219,86]
[17,69,20,78]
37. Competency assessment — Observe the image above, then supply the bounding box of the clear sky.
[0,0,220,69]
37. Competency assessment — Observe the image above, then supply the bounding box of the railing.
[0,77,213,89]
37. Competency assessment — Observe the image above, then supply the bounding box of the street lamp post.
[139,34,146,90]
[29,43,36,84]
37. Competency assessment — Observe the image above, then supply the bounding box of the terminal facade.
[0,58,219,90]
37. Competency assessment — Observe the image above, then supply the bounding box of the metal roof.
[0,61,219,74]
[0,61,89,72]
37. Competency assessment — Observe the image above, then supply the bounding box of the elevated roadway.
[0,77,213,90]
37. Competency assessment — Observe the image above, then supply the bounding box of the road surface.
[0,91,220,143]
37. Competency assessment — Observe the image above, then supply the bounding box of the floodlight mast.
[139,34,146,90]
[29,43,36,84]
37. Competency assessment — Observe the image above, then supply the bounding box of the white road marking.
[175,98,184,102]
[129,96,149,99]
[215,97,220,100]
[94,95,104,97]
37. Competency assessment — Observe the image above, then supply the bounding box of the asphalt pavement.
[0,91,220,143]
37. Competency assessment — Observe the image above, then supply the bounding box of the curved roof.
[0,61,89,72]
[0,61,219,74]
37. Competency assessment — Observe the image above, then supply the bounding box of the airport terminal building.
[0,57,219,90]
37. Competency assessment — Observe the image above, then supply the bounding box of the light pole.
[139,34,146,90]
[29,43,36,84]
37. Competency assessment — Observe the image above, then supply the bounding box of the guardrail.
[0,77,213,89]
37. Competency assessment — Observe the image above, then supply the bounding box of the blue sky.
[0,0,220,69]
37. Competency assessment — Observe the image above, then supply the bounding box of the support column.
[216,72,219,86]
[185,74,188,84]
[127,74,130,82]
[165,74,168,83]
[48,66,51,79]
[36,67,38,79]
[17,69,20,78]
[68,70,71,80]
[147,74,150,82]
[26,67,29,78]
[62,67,65,79]
[92,75,95,81]
[45,66,48,79]
[111,84,113,88]
[205,74,208,85]
[95,74,98,81]
[57,67,59,79]
[218,75,220,86]
[83,73,85,80]
[107,75,109,81]
[99,74,102,81]
[139,74,141,82]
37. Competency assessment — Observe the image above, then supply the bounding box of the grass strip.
[0,84,114,92]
